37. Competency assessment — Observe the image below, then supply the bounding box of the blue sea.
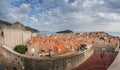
[107,32,120,37]
[39,31,55,36]
[39,31,120,37]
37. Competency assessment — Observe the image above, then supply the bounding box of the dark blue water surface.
[39,31,120,37]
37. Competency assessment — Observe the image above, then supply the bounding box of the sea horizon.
[39,31,120,37]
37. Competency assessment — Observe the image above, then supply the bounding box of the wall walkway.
[107,42,120,70]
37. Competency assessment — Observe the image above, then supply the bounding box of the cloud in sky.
[0,0,120,32]
[30,16,38,22]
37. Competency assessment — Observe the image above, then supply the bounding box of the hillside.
[25,26,39,33]
[0,20,39,33]
[88,31,119,39]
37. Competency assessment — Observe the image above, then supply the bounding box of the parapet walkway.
[107,50,120,70]
[74,52,116,70]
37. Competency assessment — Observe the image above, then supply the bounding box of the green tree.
[14,45,27,54]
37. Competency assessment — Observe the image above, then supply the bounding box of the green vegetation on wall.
[14,45,27,54]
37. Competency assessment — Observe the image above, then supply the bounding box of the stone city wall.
[93,43,117,52]
[93,46,116,52]
[0,45,93,70]
[0,45,23,70]
[2,28,36,49]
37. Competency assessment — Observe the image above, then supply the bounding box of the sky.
[0,0,120,32]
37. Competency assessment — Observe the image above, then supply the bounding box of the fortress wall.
[0,44,94,70]
[0,46,23,70]
[22,50,93,70]
[84,48,94,60]
[94,46,115,52]
[32,33,37,37]
[22,31,32,45]
[22,48,93,70]
[0,30,3,46]
[72,48,94,68]
[0,27,94,70]
[0,38,3,47]
[22,54,85,70]
[3,28,32,49]
[3,28,22,49]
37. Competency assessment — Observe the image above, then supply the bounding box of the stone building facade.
[3,28,32,49]
[0,22,37,49]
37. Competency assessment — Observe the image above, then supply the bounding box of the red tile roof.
[27,33,118,54]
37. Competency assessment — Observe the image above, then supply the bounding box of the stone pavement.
[74,52,116,70]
